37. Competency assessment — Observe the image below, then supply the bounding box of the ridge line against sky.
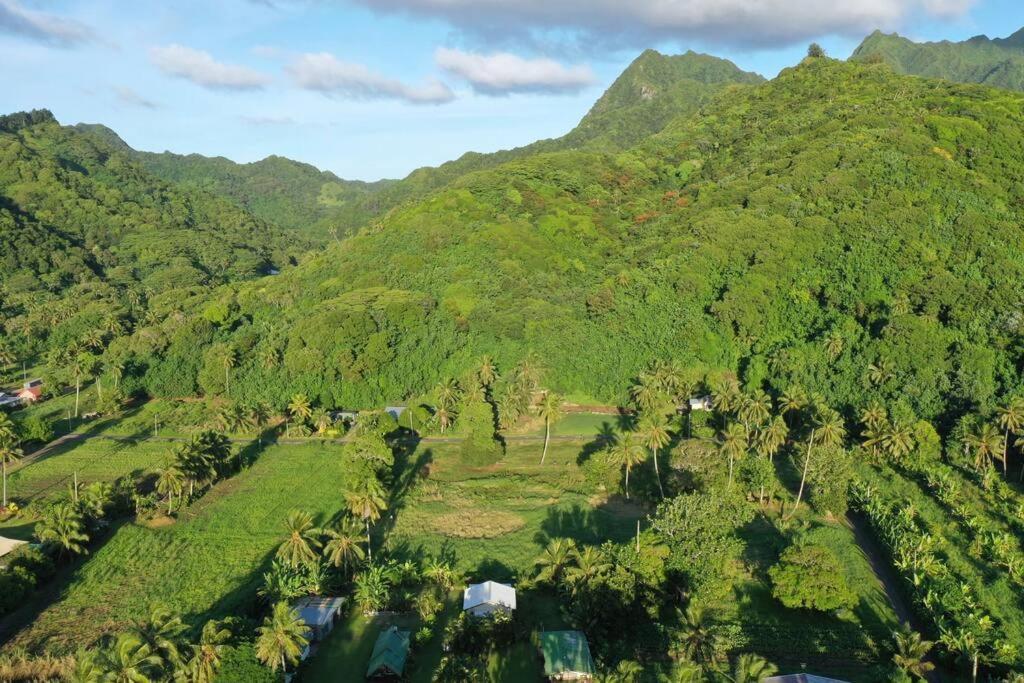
[1,0,1022,180]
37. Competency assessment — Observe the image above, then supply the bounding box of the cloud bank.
[0,0,93,46]
[435,47,595,94]
[150,44,271,91]
[288,52,454,104]
[354,0,977,49]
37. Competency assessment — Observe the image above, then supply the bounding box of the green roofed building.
[540,630,595,681]
[366,626,410,680]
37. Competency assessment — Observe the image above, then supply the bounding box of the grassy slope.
[5,441,356,652]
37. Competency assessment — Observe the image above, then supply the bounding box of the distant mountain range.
[851,28,1024,91]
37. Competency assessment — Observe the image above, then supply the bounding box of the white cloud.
[435,47,594,95]
[0,0,93,46]
[113,86,158,109]
[150,44,271,91]
[287,52,455,104]
[354,0,979,49]
[239,115,295,125]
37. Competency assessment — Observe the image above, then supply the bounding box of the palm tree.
[323,517,366,577]
[893,625,935,680]
[345,478,387,564]
[311,408,332,435]
[630,374,661,414]
[534,538,577,586]
[133,606,187,671]
[437,378,460,409]
[155,464,184,514]
[187,620,232,683]
[276,510,322,568]
[756,416,788,463]
[712,376,741,415]
[0,414,22,509]
[729,653,778,683]
[287,394,311,438]
[538,391,564,465]
[599,660,643,683]
[435,405,454,434]
[965,423,1001,473]
[565,545,610,594]
[606,431,646,499]
[222,346,236,396]
[638,414,671,498]
[867,359,892,386]
[478,356,498,387]
[739,391,772,430]
[882,421,915,461]
[780,386,807,428]
[996,398,1024,477]
[36,502,89,559]
[789,406,845,517]
[255,601,309,676]
[676,604,716,665]
[98,632,163,683]
[860,403,887,431]
[719,422,747,489]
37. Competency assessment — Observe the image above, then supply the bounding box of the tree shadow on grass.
[576,421,617,466]
[534,501,645,549]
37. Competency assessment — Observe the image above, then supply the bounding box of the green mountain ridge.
[75,50,763,240]
[852,28,1024,91]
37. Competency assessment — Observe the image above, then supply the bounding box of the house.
[17,379,43,403]
[292,596,345,648]
[687,395,713,412]
[763,675,849,683]
[540,630,595,681]
[330,410,359,425]
[384,406,407,421]
[0,393,21,409]
[0,536,27,561]
[365,626,410,679]
[463,581,516,617]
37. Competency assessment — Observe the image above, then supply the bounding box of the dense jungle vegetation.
[75,56,1024,439]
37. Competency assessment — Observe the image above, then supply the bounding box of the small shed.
[366,626,410,679]
[764,675,850,683]
[687,395,713,412]
[0,536,28,560]
[463,581,516,617]
[540,631,595,681]
[384,406,407,421]
[18,379,42,403]
[0,393,21,409]
[292,596,345,642]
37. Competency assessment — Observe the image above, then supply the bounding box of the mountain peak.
[0,109,57,133]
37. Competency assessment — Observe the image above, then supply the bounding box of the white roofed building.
[463,581,516,617]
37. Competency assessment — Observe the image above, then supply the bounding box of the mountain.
[73,124,394,239]
[0,110,307,370]
[117,55,1024,446]
[851,28,1024,91]
[368,50,764,212]
[76,51,762,241]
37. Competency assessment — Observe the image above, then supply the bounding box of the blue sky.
[1,0,1022,180]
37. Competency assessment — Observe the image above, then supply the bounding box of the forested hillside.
[78,129,394,238]
[852,28,1024,91]
[0,110,307,382]
[110,56,1024,436]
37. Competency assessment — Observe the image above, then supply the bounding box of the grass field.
[2,440,357,652]
[7,438,169,505]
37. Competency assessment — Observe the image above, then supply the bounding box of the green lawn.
[3,440,357,652]
[8,438,169,505]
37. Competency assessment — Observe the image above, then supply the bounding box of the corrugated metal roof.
[366,626,410,678]
[463,581,516,610]
[540,631,595,676]
[764,675,850,683]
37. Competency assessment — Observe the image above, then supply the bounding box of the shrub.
[770,542,855,611]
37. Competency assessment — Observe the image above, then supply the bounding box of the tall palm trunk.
[97,376,102,402]
[75,378,81,418]
[365,518,372,565]
[652,447,665,498]
[624,465,630,499]
[540,418,551,464]
[2,459,7,508]
[789,429,815,518]
[1003,427,1010,477]
[728,452,735,488]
